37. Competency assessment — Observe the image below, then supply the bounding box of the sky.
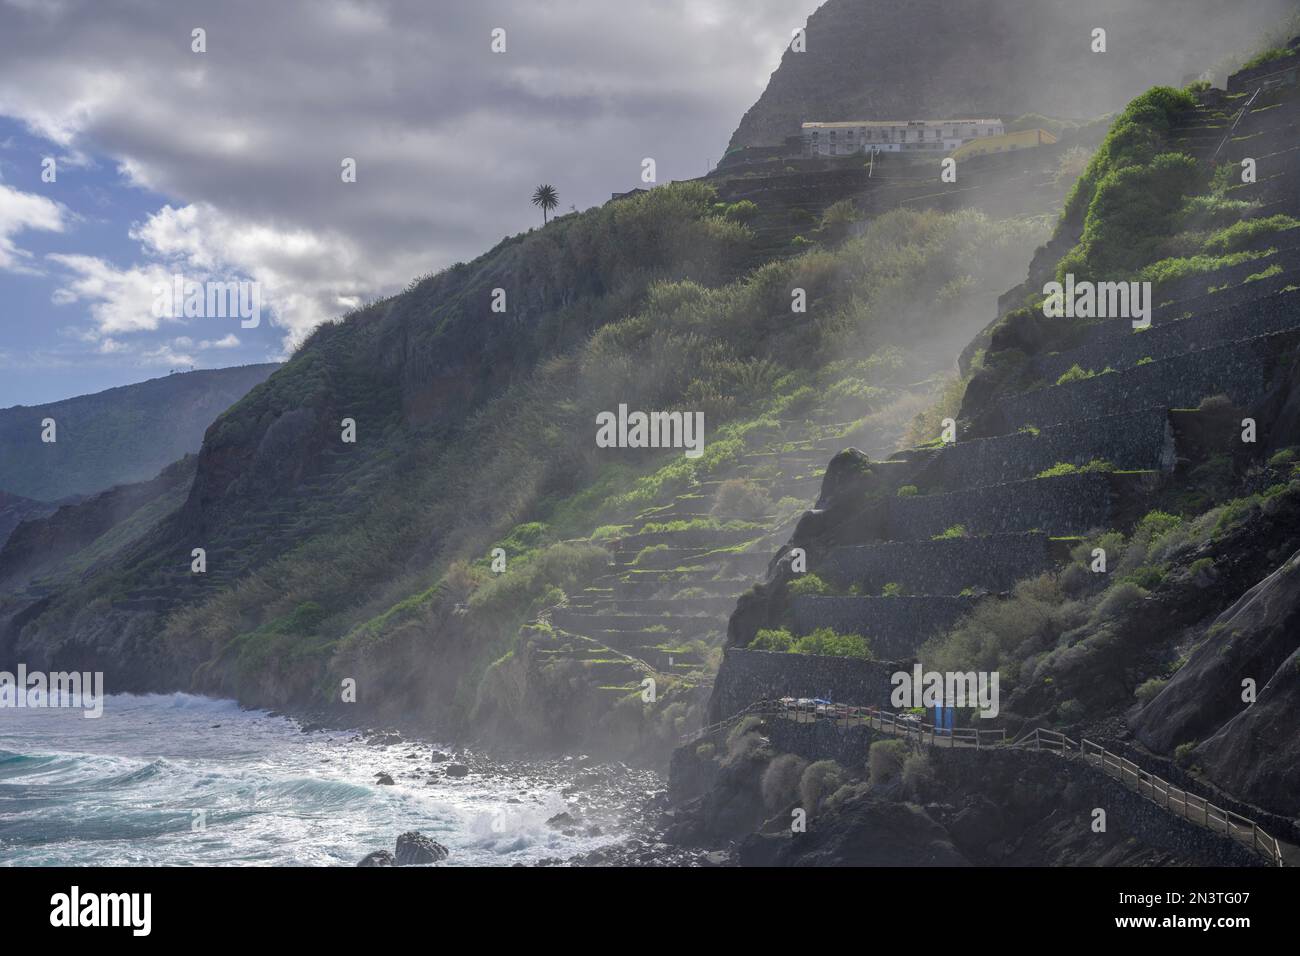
[0,0,809,408]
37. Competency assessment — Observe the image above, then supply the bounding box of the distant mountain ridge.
[0,364,278,501]
[728,0,1294,150]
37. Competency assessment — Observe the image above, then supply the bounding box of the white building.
[801,119,1005,157]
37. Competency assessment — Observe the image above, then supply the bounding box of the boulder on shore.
[395,831,450,865]
[356,850,395,867]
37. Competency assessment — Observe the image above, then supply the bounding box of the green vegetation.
[531,183,559,224]
[1035,459,1115,478]
[1202,214,1300,254]
[786,574,831,597]
[918,483,1300,706]
[750,626,872,659]
[1244,264,1284,283]
[24,168,1054,737]
[868,739,908,785]
[711,478,773,520]
[1056,86,1198,272]
[1137,249,1274,288]
[1056,364,1096,385]
[932,524,969,540]
[1240,47,1293,70]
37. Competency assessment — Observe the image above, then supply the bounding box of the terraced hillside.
[0,169,1052,754]
[474,419,858,759]
[701,51,1300,838]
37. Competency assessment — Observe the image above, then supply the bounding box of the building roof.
[801,119,1002,129]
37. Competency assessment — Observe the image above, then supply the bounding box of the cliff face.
[0,490,59,551]
[0,185,759,699]
[728,0,1294,150]
[0,364,277,501]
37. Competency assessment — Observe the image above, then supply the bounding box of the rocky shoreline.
[297,717,717,867]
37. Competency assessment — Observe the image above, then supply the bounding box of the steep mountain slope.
[0,364,277,501]
[729,0,1294,150]
[0,490,61,551]
[0,178,1057,758]
[689,45,1300,863]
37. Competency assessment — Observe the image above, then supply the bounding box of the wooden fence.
[683,703,1284,867]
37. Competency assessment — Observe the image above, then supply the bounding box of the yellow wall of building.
[950,128,1058,161]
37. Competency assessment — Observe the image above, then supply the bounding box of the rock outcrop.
[728,0,1293,150]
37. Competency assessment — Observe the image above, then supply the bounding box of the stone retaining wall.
[1034,288,1300,383]
[877,472,1115,539]
[824,533,1052,594]
[986,332,1293,433]
[790,595,975,657]
[915,408,1173,491]
[706,647,898,723]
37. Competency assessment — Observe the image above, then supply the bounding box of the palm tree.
[531,184,559,224]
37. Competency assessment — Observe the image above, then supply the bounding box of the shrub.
[1056,364,1096,385]
[1036,459,1114,478]
[1092,581,1147,621]
[631,543,672,567]
[1202,214,1300,254]
[787,573,831,597]
[896,484,919,497]
[933,524,969,540]
[799,760,845,814]
[1136,510,1182,542]
[1055,87,1199,278]
[761,753,808,810]
[711,477,773,520]
[722,199,759,224]
[791,627,872,658]
[1268,448,1297,467]
[1240,47,1291,70]
[1057,698,1085,723]
[881,582,903,597]
[1244,264,1283,283]
[901,752,935,797]
[750,627,794,652]
[1135,677,1168,704]
[1123,565,1164,590]
[868,740,908,786]
[723,716,767,767]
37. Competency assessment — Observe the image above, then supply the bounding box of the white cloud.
[0,181,66,272]
[198,334,240,349]
[0,0,806,347]
[139,343,194,367]
[46,253,173,334]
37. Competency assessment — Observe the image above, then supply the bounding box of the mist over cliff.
[728,0,1296,149]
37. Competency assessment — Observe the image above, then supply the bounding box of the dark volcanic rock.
[762,795,969,866]
[726,0,1290,150]
[444,763,470,778]
[374,772,395,786]
[356,850,395,867]
[1131,547,1300,816]
[394,831,449,866]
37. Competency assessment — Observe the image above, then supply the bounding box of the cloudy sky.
[0,0,809,407]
